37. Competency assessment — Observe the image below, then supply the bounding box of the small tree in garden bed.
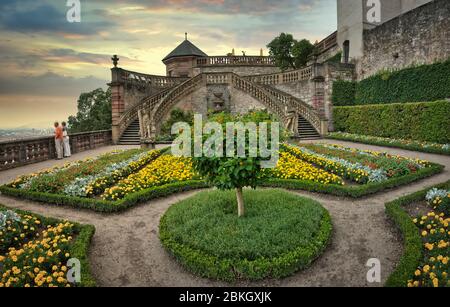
[189,111,283,217]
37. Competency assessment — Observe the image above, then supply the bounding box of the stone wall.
[358,0,450,79]
[168,84,266,121]
[0,130,112,171]
[272,80,314,105]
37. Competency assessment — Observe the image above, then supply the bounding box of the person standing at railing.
[61,122,71,158]
[54,122,64,160]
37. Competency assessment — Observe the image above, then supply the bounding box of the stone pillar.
[110,67,125,144]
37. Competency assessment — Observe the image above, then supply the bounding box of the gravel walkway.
[0,140,448,287]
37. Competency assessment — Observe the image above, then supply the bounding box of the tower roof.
[162,39,208,62]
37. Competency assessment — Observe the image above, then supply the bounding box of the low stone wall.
[0,130,112,171]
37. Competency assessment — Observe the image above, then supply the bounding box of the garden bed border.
[0,204,96,287]
[327,133,450,156]
[384,180,450,287]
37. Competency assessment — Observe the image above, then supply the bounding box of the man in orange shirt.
[54,122,64,160]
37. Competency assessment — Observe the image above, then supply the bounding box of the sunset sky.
[0,0,337,129]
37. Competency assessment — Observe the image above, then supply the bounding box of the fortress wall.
[358,0,450,79]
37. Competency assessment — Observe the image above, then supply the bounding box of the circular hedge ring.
[159,189,332,281]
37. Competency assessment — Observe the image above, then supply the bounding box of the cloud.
[0,72,107,96]
[0,3,113,35]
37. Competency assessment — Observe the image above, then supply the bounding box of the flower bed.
[300,143,430,180]
[328,132,450,156]
[102,154,198,201]
[385,181,450,288]
[0,145,444,212]
[272,151,344,185]
[0,205,95,287]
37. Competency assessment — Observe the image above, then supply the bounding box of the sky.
[0,0,337,129]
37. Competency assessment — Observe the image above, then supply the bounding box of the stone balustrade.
[244,65,314,85]
[315,31,337,54]
[120,69,188,88]
[196,56,275,67]
[0,130,112,171]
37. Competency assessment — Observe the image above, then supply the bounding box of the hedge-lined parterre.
[0,205,95,287]
[159,189,332,281]
[328,133,450,156]
[385,181,450,288]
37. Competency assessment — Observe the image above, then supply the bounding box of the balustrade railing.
[196,56,275,67]
[120,69,188,88]
[153,75,204,124]
[244,66,314,85]
[315,31,337,53]
[0,130,112,171]
[117,88,173,138]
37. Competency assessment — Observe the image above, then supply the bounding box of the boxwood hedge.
[332,59,450,106]
[159,189,333,281]
[333,100,450,144]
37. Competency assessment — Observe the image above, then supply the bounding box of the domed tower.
[162,34,208,78]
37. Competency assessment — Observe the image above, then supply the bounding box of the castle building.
[337,0,432,63]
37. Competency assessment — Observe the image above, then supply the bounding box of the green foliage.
[0,181,210,213]
[326,52,342,64]
[159,189,332,281]
[333,101,450,144]
[68,88,112,133]
[332,80,356,106]
[331,59,450,106]
[327,133,450,156]
[267,33,314,71]
[192,111,280,192]
[160,108,194,141]
[356,60,450,104]
[384,181,450,287]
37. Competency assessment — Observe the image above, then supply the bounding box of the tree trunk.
[236,187,245,217]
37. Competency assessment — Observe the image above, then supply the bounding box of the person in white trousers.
[62,122,71,158]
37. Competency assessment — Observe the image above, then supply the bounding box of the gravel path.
[0,140,448,287]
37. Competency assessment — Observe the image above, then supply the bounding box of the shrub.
[331,59,450,106]
[356,60,450,105]
[333,100,450,144]
[332,80,356,106]
[159,189,332,281]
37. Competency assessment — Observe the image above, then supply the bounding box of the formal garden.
[1,109,448,287]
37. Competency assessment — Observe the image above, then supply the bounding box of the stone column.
[110,66,125,144]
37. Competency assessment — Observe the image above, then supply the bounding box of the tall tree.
[68,88,111,133]
[267,33,315,71]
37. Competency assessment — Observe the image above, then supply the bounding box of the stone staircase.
[298,115,321,140]
[119,120,140,145]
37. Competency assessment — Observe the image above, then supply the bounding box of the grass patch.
[159,189,332,281]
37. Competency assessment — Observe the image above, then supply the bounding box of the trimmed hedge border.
[333,100,450,144]
[0,180,210,213]
[327,133,450,156]
[384,180,450,287]
[160,197,333,282]
[0,163,443,211]
[262,163,444,198]
[0,204,96,287]
[331,59,450,106]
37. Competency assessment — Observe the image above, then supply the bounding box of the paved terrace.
[0,141,449,287]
